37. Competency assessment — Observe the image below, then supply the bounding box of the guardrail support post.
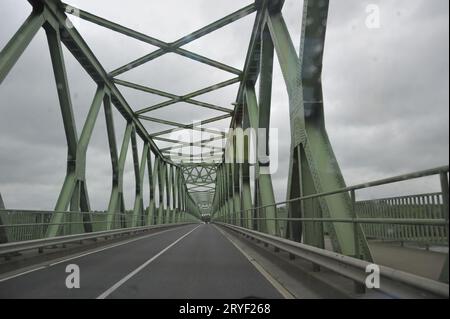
[0,193,8,244]
[439,172,449,283]
[351,190,361,259]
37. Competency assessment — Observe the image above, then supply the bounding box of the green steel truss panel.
[0,0,393,264]
[265,1,372,260]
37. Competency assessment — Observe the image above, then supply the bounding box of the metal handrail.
[226,217,448,226]
[223,165,449,215]
[0,210,131,216]
[216,222,449,298]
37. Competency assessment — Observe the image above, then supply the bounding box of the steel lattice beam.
[60,2,253,77]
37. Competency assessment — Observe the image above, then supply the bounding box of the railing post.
[0,193,7,243]
[351,190,361,259]
[351,189,366,293]
[439,172,449,283]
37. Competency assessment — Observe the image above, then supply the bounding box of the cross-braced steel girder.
[1,0,374,263]
[211,0,373,261]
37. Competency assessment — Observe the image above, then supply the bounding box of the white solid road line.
[214,225,295,299]
[0,266,46,283]
[97,225,201,299]
[0,225,193,283]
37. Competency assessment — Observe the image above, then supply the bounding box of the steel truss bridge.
[0,0,448,299]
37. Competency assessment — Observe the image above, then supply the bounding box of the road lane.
[108,224,284,299]
[0,224,198,298]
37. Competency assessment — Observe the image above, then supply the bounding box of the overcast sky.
[0,0,448,211]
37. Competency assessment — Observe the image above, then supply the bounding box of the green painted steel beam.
[138,98,232,115]
[157,160,167,224]
[138,115,225,139]
[45,26,107,237]
[148,156,160,225]
[61,4,241,77]
[104,93,119,190]
[181,160,221,163]
[113,78,236,115]
[61,2,166,47]
[38,0,169,163]
[164,152,224,160]
[138,115,187,130]
[45,25,78,169]
[106,122,133,229]
[0,193,7,243]
[172,4,256,48]
[229,0,270,130]
[182,77,241,100]
[150,114,232,137]
[114,78,178,100]
[255,27,278,235]
[0,8,45,84]
[158,135,225,152]
[267,1,372,260]
[439,172,449,283]
[76,85,106,177]
[175,48,242,75]
[181,163,219,169]
[106,4,255,77]
[188,185,216,192]
[232,130,242,226]
[131,138,148,228]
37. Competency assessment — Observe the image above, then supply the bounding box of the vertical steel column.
[241,105,254,229]
[232,128,242,226]
[106,122,133,230]
[71,85,105,232]
[215,166,220,221]
[244,86,261,231]
[132,143,149,227]
[182,177,187,221]
[45,24,78,237]
[104,93,119,229]
[175,167,181,223]
[0,193,7,243]
[157,159,167,224]
[146,149,155,225]
[226,162,234,224]
[439,173,449,283]
[257,26,277,235]
[217,164,225,222]
[168,164,175,223]
[244,85,277,235]
[179,173,184,222]
[148,155,160,225]
[165,163,171,223]
[46,78,105,237]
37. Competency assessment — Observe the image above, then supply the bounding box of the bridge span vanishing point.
[0,0,449,302]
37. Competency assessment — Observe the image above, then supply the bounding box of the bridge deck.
[0,224,283,299]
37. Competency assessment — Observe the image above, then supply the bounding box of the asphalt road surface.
[0,224,283,299]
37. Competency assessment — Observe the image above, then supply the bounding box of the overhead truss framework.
[1,0,375,262]
[60,0,256,159]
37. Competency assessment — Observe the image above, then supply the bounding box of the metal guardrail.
[356,193,446,244]
[0,209,200,243]
[215,166,449,250]
[0,222,193,256]
[275,192,447,245]
[216,222,449,299]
